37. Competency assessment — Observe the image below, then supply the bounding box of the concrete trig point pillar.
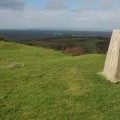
[103,30,120,83]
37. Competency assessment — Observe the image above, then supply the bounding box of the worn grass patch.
[0,41,120,120]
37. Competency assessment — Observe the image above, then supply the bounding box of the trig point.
[103,29,120,83]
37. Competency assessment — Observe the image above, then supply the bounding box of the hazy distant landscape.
[0,30,111,41]
[0,30,111,56]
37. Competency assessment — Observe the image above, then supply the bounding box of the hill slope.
[0,41,120,120]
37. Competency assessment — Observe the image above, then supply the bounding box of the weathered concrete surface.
[103,30,120,83]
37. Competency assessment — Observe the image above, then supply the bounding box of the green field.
[0,41,120,120]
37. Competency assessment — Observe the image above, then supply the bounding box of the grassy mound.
[0,41,120,120]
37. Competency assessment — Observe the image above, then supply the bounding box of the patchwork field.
[0,41,120,120]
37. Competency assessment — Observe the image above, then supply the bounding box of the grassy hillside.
[0,41,120,120]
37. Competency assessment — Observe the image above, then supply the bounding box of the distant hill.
[19,36,110,56]
[0,30,111,56]
[0,41,120,120]
[0,30,111,41]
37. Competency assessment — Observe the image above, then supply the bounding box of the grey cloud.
[77,0,120,12]
[100,0,120,10]
[101,0,113,9]
[0,7,120,30]
[46,0,68,10]
[0,0,25,10]
[0,0,120,30]
[81,0,96,4]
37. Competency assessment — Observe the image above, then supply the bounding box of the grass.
[0,41,120,120]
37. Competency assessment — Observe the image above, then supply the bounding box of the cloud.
[100,0,113,10]
[76,0,120,11]
[100,0,120,10]
[0,0,25,10]
[81,0,96,4]
[0,0,120,30]
[0,7,120,31]
[45,0,68,10]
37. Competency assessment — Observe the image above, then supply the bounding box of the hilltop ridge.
[0,41,120,120]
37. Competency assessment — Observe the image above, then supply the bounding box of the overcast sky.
[0,0,120,31]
